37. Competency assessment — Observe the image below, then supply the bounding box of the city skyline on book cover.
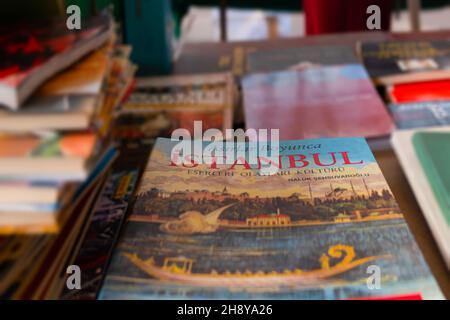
[100,138,443,299]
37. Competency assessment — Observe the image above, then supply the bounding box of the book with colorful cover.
[389,101,450,129]
[242,64,393,141]
[392,128,450,269]
[37,44,112,97]
[0,132,98,181]
[0,11,112,110]
[361,40,450,85]
[100,137,443,300]
[115,73,234,139]
[388,79,450,103]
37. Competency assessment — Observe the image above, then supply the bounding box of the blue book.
[100,138,443,299]
[390,101,450,129]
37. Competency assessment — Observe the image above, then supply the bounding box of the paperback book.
[100,138,443,299]
[389,101,450,129]
[388,79,450,103]
[115,73,234,139]
[0,11,112,110]
[0,132,98,181]
[361,40,450,85]
[392,128,450,269]
[242,64,393,142]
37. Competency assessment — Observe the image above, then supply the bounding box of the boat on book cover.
[100,138,442,299]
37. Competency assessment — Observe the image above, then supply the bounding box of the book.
[0,42,112,133]
[389,101,450,129]
[242,64,394,141]
[0,147,117,235]
[100,137,442,299]
[246,45,360,74]
[14,170,109,298]
[388,80,450,103]
[0,132,99,181]
[0,181,69,205]
[0,11,113,110]
[115,73,234,139]
[36,44,112,97]
[0,96,98,132]
[392,128,450,269]
[174,32,388,77]
[97,46,137,137]
[360,40,450,85]
[25,147,119,299]
[61,143,153,300]
[3,144,118,298]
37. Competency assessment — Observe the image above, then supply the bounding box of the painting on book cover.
[100,138,442,299]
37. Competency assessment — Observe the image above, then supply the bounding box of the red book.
[389,79,450,103]
[242,64,394,140]
[351,293,423,300]
[0,12,112,110]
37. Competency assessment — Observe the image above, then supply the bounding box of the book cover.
[243,64,393,140]
[36,44,111,96]
[0,95,97,132]
[246,45,360,74]
[96,47,136,137]
[0,132,96,159]
[100,138,442,299]
[389,80,450,103]
[116,73,234,138]
[389,101,450,129]
[361,40,450,85]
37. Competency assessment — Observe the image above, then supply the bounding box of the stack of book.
[0,11,137,299]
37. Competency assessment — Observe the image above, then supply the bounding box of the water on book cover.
[100,138,442,299]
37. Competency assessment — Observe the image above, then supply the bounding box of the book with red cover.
[389,79,450,103]
[0,12,112,110]
[242,64,394,140]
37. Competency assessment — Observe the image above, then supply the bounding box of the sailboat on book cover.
[100,138,443,299]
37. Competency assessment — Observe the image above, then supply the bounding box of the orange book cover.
[37,45,111,96]
[0,132,96,158]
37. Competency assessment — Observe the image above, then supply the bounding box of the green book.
[413,131,450,226]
